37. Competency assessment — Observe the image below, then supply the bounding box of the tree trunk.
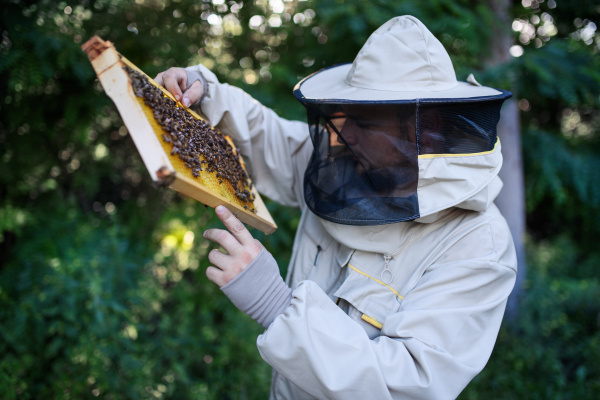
[496,99,526,321]
[487,0,527,321]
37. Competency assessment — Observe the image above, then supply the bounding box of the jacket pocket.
[333,263,402,333]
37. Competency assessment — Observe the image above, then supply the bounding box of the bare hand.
[154,67,204,108]
[203,205,264,287]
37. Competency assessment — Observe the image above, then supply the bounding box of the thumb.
[182,80,204,108]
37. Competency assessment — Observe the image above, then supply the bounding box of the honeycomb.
[125,65,255,212]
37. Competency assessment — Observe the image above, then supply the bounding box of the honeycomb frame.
[82,36,277,234]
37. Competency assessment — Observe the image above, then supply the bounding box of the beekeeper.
[156,15,517,400]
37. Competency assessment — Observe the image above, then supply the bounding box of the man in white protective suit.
[155,15,517,400]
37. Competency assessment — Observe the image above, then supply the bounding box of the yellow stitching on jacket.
[348,264,404,299]
[361,314,383,329]
[417,137,499,159]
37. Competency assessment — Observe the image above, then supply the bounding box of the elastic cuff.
[221,249,292,329]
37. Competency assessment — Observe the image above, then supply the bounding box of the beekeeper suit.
[180,15,517,400]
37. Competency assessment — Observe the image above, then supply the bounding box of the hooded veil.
[294,16,511,226]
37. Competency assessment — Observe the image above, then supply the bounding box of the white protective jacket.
[188,64,518,400]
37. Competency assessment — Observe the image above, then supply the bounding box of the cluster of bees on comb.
[124,65,255,207]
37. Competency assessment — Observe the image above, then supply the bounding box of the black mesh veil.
[303,103,420,225]
[295,75,511,226]
[418,100,505,155]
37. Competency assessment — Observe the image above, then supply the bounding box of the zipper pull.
[381,255,393,284]
[314,245,322,266]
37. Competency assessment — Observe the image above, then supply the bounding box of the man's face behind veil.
[327,104,418,172]
[323,104,419,198]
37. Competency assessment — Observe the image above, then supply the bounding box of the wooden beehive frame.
[82,36,277,234]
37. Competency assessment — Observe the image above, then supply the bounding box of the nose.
[339,119,358,145]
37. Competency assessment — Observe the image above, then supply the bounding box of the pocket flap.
[334,263,401,326]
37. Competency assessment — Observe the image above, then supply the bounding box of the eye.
[356,120,376,129]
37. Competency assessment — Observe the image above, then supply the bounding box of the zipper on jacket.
[380,209,462,285]
[325,249,354,297]
[381,255,393,284]
[325,265,345,296]
[313,245,322,266]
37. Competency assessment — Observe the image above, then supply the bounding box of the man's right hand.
[154,67,204,108]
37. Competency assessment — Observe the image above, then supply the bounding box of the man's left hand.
[203,205,263,287]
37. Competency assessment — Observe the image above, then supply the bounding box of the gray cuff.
[221,249,292,329]
[185,69,208,107]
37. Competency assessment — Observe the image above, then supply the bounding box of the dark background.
[1,0,599,398]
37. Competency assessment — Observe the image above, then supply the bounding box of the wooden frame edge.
[169,173,276,234]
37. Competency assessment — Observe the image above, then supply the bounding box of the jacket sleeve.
[257,260,516,400]
[185,64,312,208]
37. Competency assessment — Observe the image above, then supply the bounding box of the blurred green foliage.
[0,0,598,398]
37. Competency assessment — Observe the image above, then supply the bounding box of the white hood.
[294,15,510,227]
[295,16,502,102]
